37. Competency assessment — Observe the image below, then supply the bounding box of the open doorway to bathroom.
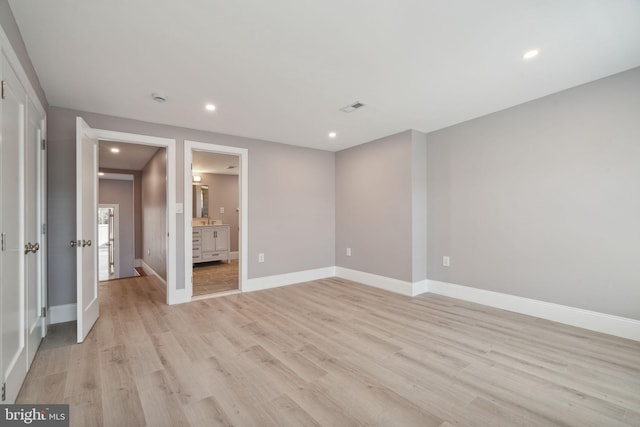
[184,140,249,301]
[190,150,240,296]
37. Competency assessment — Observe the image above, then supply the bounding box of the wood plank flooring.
[17,275,640,426]
[192,260,239,296]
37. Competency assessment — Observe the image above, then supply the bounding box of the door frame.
[92,129,179,304]
[183,140,248,297]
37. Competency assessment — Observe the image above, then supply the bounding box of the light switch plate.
[176,203,184,214]
[220,207,225,214]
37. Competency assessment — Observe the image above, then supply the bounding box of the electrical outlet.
[220,207,225,214]
[346,247,352,256]
[443,256,450,267]
[258,253,265,263]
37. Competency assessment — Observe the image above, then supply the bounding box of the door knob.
[70,240,81,247]
[82,239,92,247]
[24,242,40,254]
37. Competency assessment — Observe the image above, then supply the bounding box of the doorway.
[87,126,178,301]
[184,140,248,299]
[98,204,119,281]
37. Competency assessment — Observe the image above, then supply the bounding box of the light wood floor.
[17,276,640,426]
[192,260,239,296]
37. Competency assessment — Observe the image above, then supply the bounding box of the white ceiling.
[98,141,160,171]
[9,1,640,152]
[192,151,239,176]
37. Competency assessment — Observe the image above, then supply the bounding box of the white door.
[75,117,99,343]
[25,101,45,366]
[0,52,27,404]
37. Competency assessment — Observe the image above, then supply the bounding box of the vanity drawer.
[192,229,202,237]
[192,237,201,245]
[201,251,226,262]
[192,253,201,261]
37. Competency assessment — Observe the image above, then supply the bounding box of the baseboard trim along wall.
[335,267,428,297]
[243,267,336,292]
[427,280,640,342]
[46,265,639,342]
[49,303,76,324]
[230,251,239,260]
[141,261,166,288]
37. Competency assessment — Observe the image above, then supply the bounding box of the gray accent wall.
[427,67,640,320]
[99,178,136,278]
[142,149,167,279]
[336,130,427,283]
[46,106,335,305]
[101,168,143,259]
[199,173,239,252]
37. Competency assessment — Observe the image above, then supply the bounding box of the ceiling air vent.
[340,101,366,113]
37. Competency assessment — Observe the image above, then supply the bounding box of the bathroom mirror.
[193,185,209,218]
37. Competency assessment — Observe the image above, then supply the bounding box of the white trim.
[335,267,428,296]
[94,129,177,304]
[243,267,336,292]
[427,280,640,342]
[141,260,166,287]
[0,25,46,118]
[230,251,239,260]
[99,173,133,181]
[134,258,143,268]
[49,304,77,324]
[184,141,249,299]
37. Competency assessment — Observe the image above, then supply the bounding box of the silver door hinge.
[42,223,47,235]
[2,382,5,401]
[42,139,46,150]
[1,232,5,251]
[41,307,47,318]
[1,80,6,99]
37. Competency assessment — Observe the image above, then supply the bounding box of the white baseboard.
[230,251,239,260]
[134,258,143,268]
[427,280,640,342]
[335,267,428,297]
[49,303,76,324]
[141,260,166,288]
[243,266,336,292]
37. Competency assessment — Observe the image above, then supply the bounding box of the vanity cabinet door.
[213,226,229,251]
[201,228,216,252]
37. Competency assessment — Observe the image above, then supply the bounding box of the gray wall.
[335,129,428,283]
[427,67,640,320]
[142,149,167,279]
[199,173,239,252]
[99,178,136,278]
[336,131,414,282]
[0,0,47,108]
[46,106,335,305]
[100,168,142,259]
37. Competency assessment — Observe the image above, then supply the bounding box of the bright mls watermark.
[0,405,69,427]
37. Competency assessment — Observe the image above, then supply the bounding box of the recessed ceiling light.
[205,103,216,112]
[328,132,337,139]
[523,49,539,60]
[110,147,120,153]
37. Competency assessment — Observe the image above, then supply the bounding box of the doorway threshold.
[191,289,241,301]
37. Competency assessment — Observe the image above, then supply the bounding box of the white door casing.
[184,140,248,299]
[0,51,27,404]
[25,99,45,367]
[93,129,176,303]
[76,117,99,343]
